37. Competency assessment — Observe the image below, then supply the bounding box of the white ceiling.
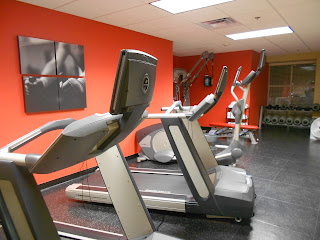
[18,0,320,56]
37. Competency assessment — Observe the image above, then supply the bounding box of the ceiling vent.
[198,17,241,30]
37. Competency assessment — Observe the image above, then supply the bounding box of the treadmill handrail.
[161,106,194,112]
[148,95,214,121]
[0,118,75,153]
[188,94,215,122]
[203,66,228,114]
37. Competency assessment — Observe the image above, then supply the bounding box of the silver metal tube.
[215,152,232,160]
[188,59,210,85]
[0,152,27,166]
[165,101,182,114]
[0,129,41,153]
[215,145,229,149]
[147,113,190,119]
[161,106,193,112]
[180,51,209,85]
[230,67,242,101]
[231,86,239,102]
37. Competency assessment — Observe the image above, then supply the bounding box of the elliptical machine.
[205,50,266,152]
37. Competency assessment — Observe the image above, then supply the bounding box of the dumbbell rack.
[261,105,319,128]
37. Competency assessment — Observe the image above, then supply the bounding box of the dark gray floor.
[42,125,320,240]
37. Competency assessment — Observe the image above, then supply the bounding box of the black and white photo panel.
[55,42,85,77]
[58,77,87,110]
[23,76,60,113]
[18,36,56,75]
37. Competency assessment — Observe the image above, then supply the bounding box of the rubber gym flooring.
[40,125,320,240]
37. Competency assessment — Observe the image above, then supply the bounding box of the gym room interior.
[1,0,320,239]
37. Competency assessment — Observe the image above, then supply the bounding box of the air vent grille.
[199,17,241,29]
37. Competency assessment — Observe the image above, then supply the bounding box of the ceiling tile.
[140,0,156,3]
[173,47,211,57]
[125,15,190,33]
[269,1,320,53]
[215,0,272,16]
[234,37,286,55]
[178,5,228,24]
[213,44,249,54]
[94,4,170,27]
[17,0,75,9]
[265,33,310,53]
[293,32,320,52]
[234,9,287,30]
[267,0,319,9]
[269,0,320,27]
[55,0,144,19]
[213,25,251,36]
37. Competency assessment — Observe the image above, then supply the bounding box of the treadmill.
[135,50,266,166]
[134,66,242,165]
[0,49,180,240]
[66,55,267,220]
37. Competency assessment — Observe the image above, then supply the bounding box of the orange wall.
[173,50,269,126]
[0,0,173,184]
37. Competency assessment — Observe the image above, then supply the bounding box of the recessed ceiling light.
[150,0,234,14]
[226,26,293,40]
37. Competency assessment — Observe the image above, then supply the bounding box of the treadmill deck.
[66,170,193,213]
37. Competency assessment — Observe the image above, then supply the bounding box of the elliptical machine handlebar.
[231,49,266,101]
[231,66,242,102]
[242,49,266,86]
[232,67,242,87]
[256,49,266,75]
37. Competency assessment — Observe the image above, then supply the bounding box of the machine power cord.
[80,161,92,205]
[156,214,165,231]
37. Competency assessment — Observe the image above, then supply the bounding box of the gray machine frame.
[0,49,180,240]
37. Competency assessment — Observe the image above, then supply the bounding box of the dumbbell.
[279,116,286,124]
[271,115,279,124]
[293,117,302,125]
[312,103,320,111]
[280,105,287,110]
[263,115,272,123]
[301,118,310,126]
[286,116,294,125]
[288,105,295,110]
